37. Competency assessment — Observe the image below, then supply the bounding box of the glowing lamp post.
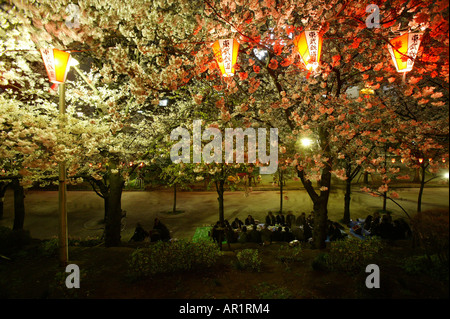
[387,33,422,82]
[294,30,323,77]
[212,39,240,77]
[40,48,73,266]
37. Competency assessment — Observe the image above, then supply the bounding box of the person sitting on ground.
[370,212,381,231]
[248,224,262,244]
[265,211,276,226]
[292,225,304,242]
[211,221,224,244]
[150,229,161,242]
[272,226,284,242]
[302,222,313,242]
[245,214,256,226]
[282,227,295,242]
[231,217,244,229]
[129,223,149,242]
[378,214,395,240]
[286,211,296,228]
[295,212,306,227]
[153,218,171,242]
[363,215,373,231]
[237,226,249,243]
[225,222,238,243]
[392,218,412,240]
[276,211,285,226]
[306,212,314,226]
[329,222,346,241]
[260,224,273,245]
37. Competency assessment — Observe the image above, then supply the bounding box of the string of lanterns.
[212,31,422,79]
[40,31,422,93]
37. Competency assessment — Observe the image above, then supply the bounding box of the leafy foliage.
[127,239,222,279]
[235,248,262,272]
[325,236,384,274]
[411,209,449,263]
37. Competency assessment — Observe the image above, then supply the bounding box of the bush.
[326,236,384,274]
[40,238,59,257]
[402,254,449,282]
[0,226,31,255]
[411,209,449,264]
[128,239,222,279]
[235,249,262,272]
[276,245,302,264]
[311,252,329,271]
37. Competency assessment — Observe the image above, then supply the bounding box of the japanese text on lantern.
[407,34,421,67]
[221,40,232,72]
[308,31,318,64]
[40,48,56,82]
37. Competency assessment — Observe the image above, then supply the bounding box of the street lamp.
[40,48,73,266]
[300,137,313,148]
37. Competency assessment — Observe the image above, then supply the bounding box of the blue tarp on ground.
[348,219,370,240]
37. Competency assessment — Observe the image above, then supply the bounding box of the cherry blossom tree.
[7,0,449,250]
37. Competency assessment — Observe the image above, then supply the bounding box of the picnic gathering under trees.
[0,0,448,300]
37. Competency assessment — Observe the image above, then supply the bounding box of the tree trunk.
[103,196,109,223]
[216,179,225,223]
[297,126,332,250]
[413,167,420,182]
[0,182,9,220]
[343,178,351,225]
[12,178,25,231]
[279,170,283,213]
[313,197,329,249]
[417,164,426,213]
[173,183,177,214]
[104,168,124,247]
[364,171,369,184]
[0,197,3,220]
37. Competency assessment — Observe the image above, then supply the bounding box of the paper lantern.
[387,33,422,73]
[212,39,240,77]
[40,48,72,83]
[294,30,323,72]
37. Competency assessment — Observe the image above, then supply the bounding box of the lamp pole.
[58,82,68,266]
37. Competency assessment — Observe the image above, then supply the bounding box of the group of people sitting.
[211,210,345,246]
[264,211,314,229]
[211,219,296,246]
[353,212,412,240]
[129,218,171,243]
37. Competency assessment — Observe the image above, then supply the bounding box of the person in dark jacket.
[272,226,284,242]
[245,215,256,226]
[231,217,244,229]
[265,211,276,226]
[276,212,285,225]
[153,218,171,242]
[283,227,295,242]
[129,223,149,242]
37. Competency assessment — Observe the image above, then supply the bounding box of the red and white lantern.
[387,33,422,73]
[40,48,72,83]
[212,39,240,77]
